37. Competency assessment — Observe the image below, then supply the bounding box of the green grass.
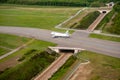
[0,39,56,63]
[0,33,30,49]
[89,33,120,42]
[0,5,80,31]
[0,51,59,80]
[78,51,120,80]
[0,47,10,56]
[50,56,77,80]
[0,33,57,80]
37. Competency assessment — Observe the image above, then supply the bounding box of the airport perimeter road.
[0,26,120,58]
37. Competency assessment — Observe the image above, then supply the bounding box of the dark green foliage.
[105,2,120,35]
[75,11,100,29]
[107,13,120,35]
[17,56,25,61]
[0,0,118,7]
[113,1,120,13]
[24,49,37,55]
[18,49,37,62]
[90,1,105,7]
[0,50,58,80]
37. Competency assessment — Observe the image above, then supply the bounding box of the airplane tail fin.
[65,30,69,35]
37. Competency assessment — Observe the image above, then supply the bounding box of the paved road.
[0,26,120,58]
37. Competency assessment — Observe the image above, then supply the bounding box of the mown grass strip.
[0,33,30,49]
[0,5,80,31]
[89,33,120,42]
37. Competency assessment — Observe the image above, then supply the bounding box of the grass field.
[78,51,120,80]
[0,47,10,56]
[0,5,80,31]
[89,33,120,42]
[0,33,30,56]
[0,33,57,80]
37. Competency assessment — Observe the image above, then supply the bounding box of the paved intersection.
[0,26,120,58]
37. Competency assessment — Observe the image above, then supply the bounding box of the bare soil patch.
[0,55,21,71]
[70,62,93,80]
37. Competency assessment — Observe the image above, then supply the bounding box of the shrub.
[0,50,58,80]
[17,56,25,61]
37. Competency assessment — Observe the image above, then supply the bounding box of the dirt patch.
[0,55,21,71]
[70,62,93,80]
[0,39,34,71]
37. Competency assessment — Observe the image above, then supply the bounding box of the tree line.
[0,0,118,7]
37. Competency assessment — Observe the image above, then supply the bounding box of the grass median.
[89,33,120,42]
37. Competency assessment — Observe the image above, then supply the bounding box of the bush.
[24,49,37,55]
[17,56,25,61]
[0,50,58,80]
[107,13,120,35]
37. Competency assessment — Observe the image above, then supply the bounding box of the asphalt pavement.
[0,26,120,58]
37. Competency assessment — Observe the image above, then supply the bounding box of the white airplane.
[51,30,70,38]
